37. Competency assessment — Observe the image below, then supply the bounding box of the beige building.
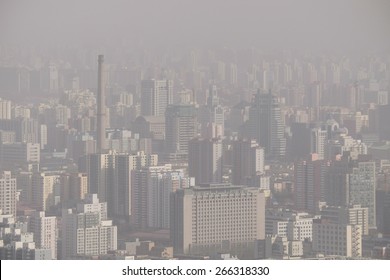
[171,183,265,258]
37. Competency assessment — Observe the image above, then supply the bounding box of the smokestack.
[97,54,106,153]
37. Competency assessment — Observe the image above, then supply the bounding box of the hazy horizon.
[1,0,390,54]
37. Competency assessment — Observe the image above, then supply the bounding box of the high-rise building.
[231,139,264,185]
[310,127,327,160]
[97,55,107,153]
[170,183,265,257]
[294,154,329,213]
[130,164,183,229]
[83,151,158,218]
[248,90,286,160]
[31,173,59,211]
[324,155,351,207]
[165,104,197,155]
[0,99,11,120]
[319,203,369,236]
[29,211,57,259]
[146,165,187,229]
[0,171,16,216]
[377,104,390,140]
[61,194,117,259]
[199,85,224,139]
[60,173,88,208]
[349,161,376,230]
[141,79,173,117]
[188,138,223,185]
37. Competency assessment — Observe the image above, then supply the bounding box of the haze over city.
[0,0,389,260]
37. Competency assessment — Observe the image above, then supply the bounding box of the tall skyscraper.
[310,127,327,160]
[248,90,286,160]
[294,154,329,213]
[141,79,173,117]
[199,84,224,139]
[231,139,264,185]
[0,171,16,216]
[188,138,223,184]
[97,55,107,153]
[170,183,265,257]
[165,104,197,155]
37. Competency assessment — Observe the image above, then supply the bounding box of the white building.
[141,79,173,117]
[29,211,57,259]
[310,127,327,160]
[265,209,316,241]
[61,194,117,259]
[0,171,16,216]
[171,184,265,257]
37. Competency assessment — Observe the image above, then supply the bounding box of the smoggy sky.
[1,0,389,53]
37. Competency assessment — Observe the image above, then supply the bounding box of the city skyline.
[0,0,390,260]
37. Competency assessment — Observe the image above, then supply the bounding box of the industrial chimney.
[97,55,106,153]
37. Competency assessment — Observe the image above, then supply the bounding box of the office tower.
[29,211,57,259]
[349,161,376,230]
[231,139,264,185]
[84,151,158,218]
[31,173,59,211]
[141,79,173,117]
[97,55,107,153]
[312,218,362,257]
[188,138,223,184]
[0,171,16,216]
[171,183,265,257]
[165,104,197,155]
[135,165,187,229]
[61,194,117,259]
[310,127,327,160]
[294,154,329,213]
[248,90,286,160]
